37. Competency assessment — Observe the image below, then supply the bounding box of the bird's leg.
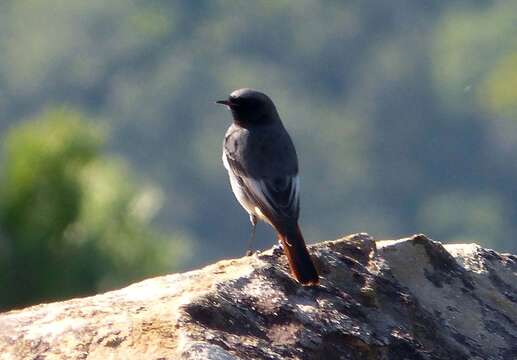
[246,214,258,256]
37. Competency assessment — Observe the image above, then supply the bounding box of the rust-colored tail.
[277,224,319,286]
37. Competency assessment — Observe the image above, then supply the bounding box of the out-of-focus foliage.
[432,1,517,118]
[0,109,190,310]
[0,1,516,310]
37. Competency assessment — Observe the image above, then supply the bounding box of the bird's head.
[216,88,279,126]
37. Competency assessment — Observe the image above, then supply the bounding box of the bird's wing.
[224,152,300,221]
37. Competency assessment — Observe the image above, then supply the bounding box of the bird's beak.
[216,99,231,106]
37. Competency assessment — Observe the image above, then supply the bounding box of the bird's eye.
[230,96,240,103]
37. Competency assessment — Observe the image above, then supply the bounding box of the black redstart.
[217,88,319,286]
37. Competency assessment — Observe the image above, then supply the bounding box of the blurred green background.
[1,1,516,311]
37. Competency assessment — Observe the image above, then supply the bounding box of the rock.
[0,233,515,360]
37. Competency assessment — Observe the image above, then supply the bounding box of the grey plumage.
[218,88,319,285]
[223,120,300,224]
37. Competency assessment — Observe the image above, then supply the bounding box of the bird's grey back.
[224,122,298,179]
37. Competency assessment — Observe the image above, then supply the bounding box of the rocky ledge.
[0,234,516,360]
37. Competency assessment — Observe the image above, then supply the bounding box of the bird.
[216,88,319,286]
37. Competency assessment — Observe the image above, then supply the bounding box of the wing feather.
[224,152,299,222]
